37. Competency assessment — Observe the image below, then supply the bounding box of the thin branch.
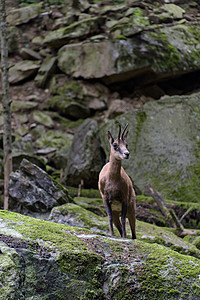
[179,207,192,223]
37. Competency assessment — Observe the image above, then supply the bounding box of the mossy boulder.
[99,92,200,203]
[47,95,90,120]
[48,203,108,233]
[0,210,200,299]
[47,196,200,258]
[74,196,106,216]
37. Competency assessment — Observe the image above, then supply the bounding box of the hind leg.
[121,202,127,238]
[127,210,136,239]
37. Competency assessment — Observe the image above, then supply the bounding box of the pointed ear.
[123,130,128,140]
[108,131,114,144]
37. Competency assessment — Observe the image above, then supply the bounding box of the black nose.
[124,152,130,159]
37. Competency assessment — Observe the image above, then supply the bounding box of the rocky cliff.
[1,0,200,203]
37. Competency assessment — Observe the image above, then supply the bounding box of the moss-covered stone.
[74,196,106,216]
[99,93,200,203]
[11,100,38,112]
[0,210,200,299]
[32,110,54,128]
[47,95,90,120]
[49,203,108,233]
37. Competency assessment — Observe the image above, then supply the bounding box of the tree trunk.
[0,0,12,210]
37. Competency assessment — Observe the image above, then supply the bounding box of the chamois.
[98,124,136,239]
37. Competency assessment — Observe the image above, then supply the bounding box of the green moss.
[113,35,127,40]
[67,187,101,198]
[1,210,200,298]
[133,111,147,151]
[50,203,108,233]
[136,195,154,204]
[170,163,200,203]
[50,80,83,99]
[74,197,106,216]
[36,130,72,150]
[58,251,102,278]
[138,242,200,299]
[146,31,181,72]
[0,210,88,253]
[131,8,149,26]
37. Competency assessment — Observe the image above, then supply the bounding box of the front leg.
[121,202,127,238]
[105,196,114,237]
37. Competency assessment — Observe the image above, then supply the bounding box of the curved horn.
[121,123,128,140]
[118,124,121,141]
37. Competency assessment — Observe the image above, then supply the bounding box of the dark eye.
[113,143,119,151]
[126,144,128,149]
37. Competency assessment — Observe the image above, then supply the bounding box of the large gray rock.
[7,4,41,26]
[99,92,200,203]
[9,159,71,213]
[9,60,40,84]
[65,119,106,188]
[58,23,200,84]
[0,209,200,299]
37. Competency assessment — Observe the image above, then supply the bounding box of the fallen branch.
[179,207,192,223]
[146,185,197,237]
[146,185,177,228]
[169,208,184,230]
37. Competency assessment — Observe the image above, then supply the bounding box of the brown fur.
[98,126,136,239]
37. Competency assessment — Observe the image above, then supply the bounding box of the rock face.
[9,159,72,213]
[100,92,200,203]
[58,23,200,83]
[0,209,200,299]
[2,0,200,205]
[65,119,106,188]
